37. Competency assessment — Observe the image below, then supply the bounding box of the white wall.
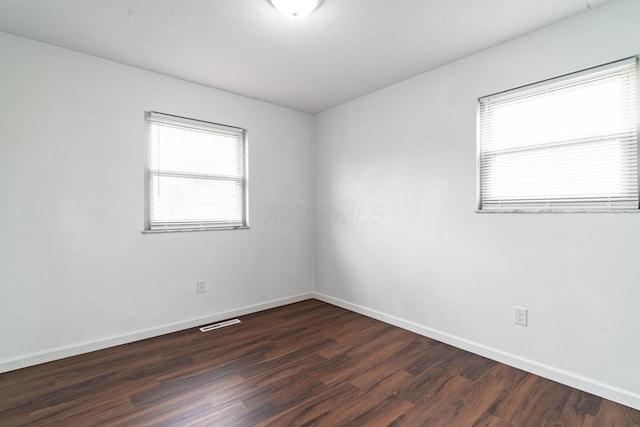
[0,32,314,371]
[315,0,640,409]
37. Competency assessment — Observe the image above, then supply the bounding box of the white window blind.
[145,112,247,231]
[478,57,638,212]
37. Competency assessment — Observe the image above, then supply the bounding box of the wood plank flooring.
[1,299,639,426]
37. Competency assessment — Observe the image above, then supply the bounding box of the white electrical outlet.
[514,306,528,326]
[196,280,207,294]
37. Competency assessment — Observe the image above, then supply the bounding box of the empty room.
[2,0,640,425]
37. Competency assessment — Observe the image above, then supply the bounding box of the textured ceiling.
[0,0,612,113]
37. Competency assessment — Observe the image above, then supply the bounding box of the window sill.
[475,209,640,214]
[143,226,250,234]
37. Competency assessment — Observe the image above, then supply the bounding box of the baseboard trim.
[313,292,640,411]
[0,292,313,374]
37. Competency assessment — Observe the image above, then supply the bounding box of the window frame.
[476,56,640,213]
[143,111,249,233]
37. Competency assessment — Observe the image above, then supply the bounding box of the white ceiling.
[0,0,612,113]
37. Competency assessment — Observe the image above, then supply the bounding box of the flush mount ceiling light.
[269,0,320,19]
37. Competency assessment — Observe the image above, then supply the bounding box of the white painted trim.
[0,292,313,374]
[313,292,640,411]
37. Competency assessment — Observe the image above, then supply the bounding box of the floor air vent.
[199,319,241,332]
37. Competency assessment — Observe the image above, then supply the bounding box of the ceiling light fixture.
[269,0,320,19]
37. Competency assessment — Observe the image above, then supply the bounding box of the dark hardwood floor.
[1,299,639,426]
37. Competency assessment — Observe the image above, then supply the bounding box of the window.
[145,112,248,231]
[478,57,638,212]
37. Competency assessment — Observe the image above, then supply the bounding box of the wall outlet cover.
[515,306,528,326]
[196,280,207,294]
